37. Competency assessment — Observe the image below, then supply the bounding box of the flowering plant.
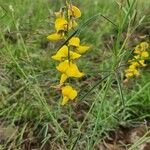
[47,1,90,105]
[124,42,149,82]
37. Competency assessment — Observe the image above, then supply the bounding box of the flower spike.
[47,1,90,105]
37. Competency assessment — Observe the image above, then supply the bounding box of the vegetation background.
[0,0,150,149]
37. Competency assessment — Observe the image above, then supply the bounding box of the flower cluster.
[124,42,149,81]
[47,2,90,105]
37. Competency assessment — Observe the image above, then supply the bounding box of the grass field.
[0,0,150,149]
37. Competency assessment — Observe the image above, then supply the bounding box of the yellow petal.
[56,60,69,73]
[62,85,77,100]
[69,37,80,47]
[47,33,62,41]
[133,69,140,76]
[55,18,68,32]
[141,51,149,58]
[125,72,134,78]
[51,55,61,61]
[69,88,77,100]
[140,42,149,50]
[61,96,69,105]
[70,51,81,60]
[60,74,68,83]
[52,45,81,61]
[76,46,90,54]
[129,61,139,67]
[139,60,147,67]
[134,55,140,59]
[129,64,139,70]
[65,62,84,78]
[51,45,68,61]
[134,44,141,54]
[56,60,84,78]
[69,20,78,28]
[68,5,81,18]
[62,85,72,96]
[125,67,140,78]
[134,49,141,55]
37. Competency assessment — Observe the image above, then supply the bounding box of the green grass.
[0,0,150,149]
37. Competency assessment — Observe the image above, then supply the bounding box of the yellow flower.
[47,33,63,41]
[69,20,78,28]
[55,18,68,32]
[47,18,68,41]
[139,60,147,67]
[128,61,139,67]
[69,37,90,54]
[60,74,68,83]
[133,55,147,67]
[69,37,80,47]
[134,42,149,54]
[140,42,149,50]
[76,46,90,54]
[134,55,140,60]
[125,42,149,80]
[129,64,137,70]
[141,51,149,58]
[68,5,81,18]
[125,66,140,79]
[56,60,84,83]
[133,69,140,76]
[51,45,81,61]
[61,85,77,105]
[125,72,134,78]
[134,45,141,55]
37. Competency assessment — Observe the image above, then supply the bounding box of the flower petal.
[62,85,77,101]
[52,45,81,61]
[61,96,69,105]
[69,37,80,47]
[125,72,134,78]
[55,18,68,32]
[68,5,81,18]
[51,45,68,61]
[56,60,69,73]
[69,20,78,28]
[70,51,81,60]
[60,73,68,83]
[76,46,90,54]
[47,33,62,41]
[140,42,149,50]
[56,60,84,78]
[141,51,149,58]
[139,60,147,67]
[66,62,84,78]
[69,88,77,100]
